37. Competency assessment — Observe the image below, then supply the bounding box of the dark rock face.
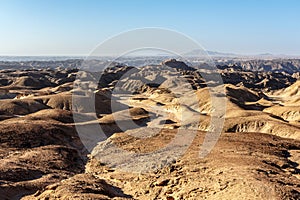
[162,59,195,71]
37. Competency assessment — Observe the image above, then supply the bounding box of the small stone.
[166,196,175,200]
[155,179,170,186]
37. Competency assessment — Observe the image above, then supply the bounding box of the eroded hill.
[0,59,299,199]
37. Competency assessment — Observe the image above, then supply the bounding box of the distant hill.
[184,49,299,59]
[184,49,237,57]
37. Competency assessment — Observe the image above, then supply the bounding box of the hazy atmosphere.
[1,0,300,55]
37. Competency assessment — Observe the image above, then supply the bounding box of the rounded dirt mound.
[13,76,53,89]
[0,99,48,115]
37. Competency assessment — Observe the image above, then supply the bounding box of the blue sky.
[0,0,299,56]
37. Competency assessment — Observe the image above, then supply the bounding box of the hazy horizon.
[0,50,299,58]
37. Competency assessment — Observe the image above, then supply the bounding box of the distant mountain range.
[185,50,236,57]
[0,51,299,62]
[185,49,299,59]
